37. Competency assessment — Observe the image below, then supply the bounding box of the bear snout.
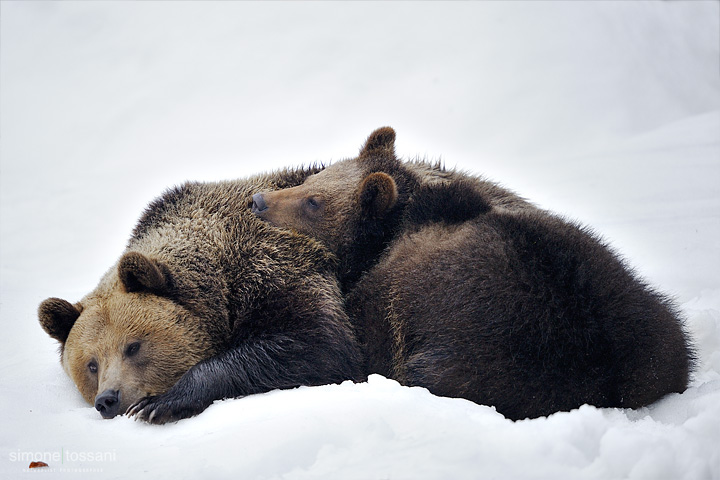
[95,389,121,419]
[251,193,268,215]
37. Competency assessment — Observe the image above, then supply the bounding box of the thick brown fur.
[253,127,694,420]
[39,165,363,424]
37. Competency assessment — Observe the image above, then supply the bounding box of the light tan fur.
[60,270,214,411]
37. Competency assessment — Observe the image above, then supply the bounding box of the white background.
[1,2,718,479]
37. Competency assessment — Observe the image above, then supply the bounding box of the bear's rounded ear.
[118,252,170,294]
[39,297,82,344]
[359,172,398,217]
[360,127,396,157]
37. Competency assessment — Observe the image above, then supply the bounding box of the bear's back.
[404,160,535,212]
[130,166,325,244]
[349,208,692,419]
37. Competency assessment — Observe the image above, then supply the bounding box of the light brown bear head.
[251,127,401,256]
[38,251,213,419]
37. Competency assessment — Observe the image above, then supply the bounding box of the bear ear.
[358,172,398,217]
[38,297,83,344]
[118,252,170,294]
[359,127,396,157]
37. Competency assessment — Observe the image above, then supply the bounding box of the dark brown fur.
[253,127,694,420]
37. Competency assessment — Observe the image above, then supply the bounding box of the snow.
[1,1,718,479]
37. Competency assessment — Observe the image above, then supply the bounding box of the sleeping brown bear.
[252,127,694,420]
[39,167,363,424]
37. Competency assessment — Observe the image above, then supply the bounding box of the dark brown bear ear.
[118,252,170,294]
[358,172,398,217]
[359,127,396,157]
[38,297,82,344]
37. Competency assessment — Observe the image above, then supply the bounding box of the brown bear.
[39,167,363,424]
[252,127,694,420]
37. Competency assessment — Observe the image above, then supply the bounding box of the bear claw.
[126,395,207,425]
[125,396,172,424]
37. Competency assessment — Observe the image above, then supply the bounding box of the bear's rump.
[374,217,689,419]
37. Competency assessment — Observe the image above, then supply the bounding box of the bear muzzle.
[95,389,121,419]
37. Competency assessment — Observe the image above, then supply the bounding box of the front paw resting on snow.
[126,393,210,425]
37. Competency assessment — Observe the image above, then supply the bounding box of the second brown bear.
[252,127,693,420]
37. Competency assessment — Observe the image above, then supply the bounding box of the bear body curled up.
[39,167,363,424]
[253,127,694,420]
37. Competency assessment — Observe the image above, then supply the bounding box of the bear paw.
[126,394,208,425]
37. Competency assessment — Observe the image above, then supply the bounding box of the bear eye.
[88,360,98,374]
[125,341,141,358]
[305,196,321,212]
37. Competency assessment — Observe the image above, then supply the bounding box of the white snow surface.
[1,2,719,479]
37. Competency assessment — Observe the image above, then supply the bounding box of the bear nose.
[251,193,268,214]
[95,389,121,419]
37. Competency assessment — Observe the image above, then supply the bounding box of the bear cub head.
[251,126,401,256]
[39,251,212,419]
